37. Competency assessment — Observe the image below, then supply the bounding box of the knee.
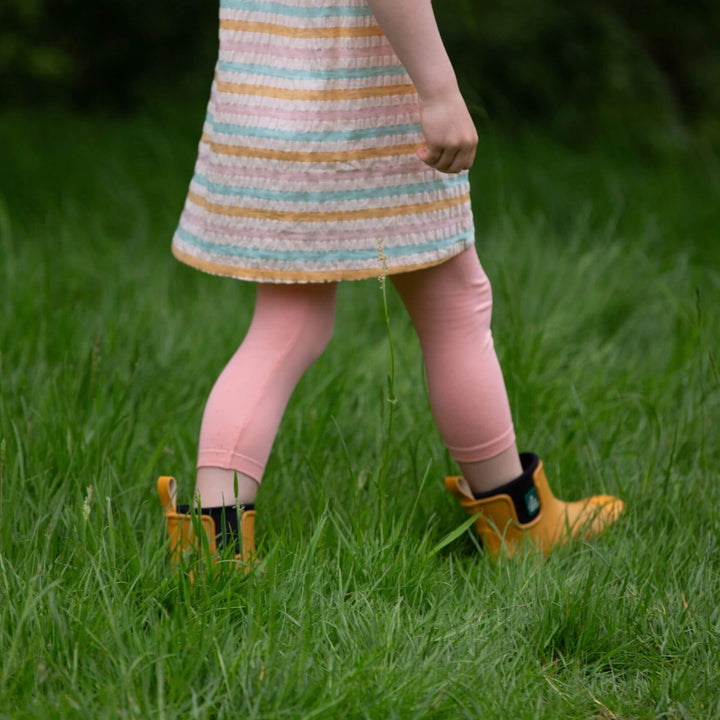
[472,265,493,322]
[448,248,494,330]
[299,287,336,364]
[251,282,337,366]
[409,251,494,338]
[280,283,337,366]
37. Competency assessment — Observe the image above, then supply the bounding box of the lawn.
[0,101,718,719]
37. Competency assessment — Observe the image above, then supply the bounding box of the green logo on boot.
[525,487,540,519]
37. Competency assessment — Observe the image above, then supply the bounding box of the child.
[158,0,623,569]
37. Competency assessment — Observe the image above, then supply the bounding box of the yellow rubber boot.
[445,453,624,557]
[157,475,257,575]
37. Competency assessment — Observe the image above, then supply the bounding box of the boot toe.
[580,495,624,539]
[591,494,625,519]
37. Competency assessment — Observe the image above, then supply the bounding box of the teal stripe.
[177,225,473,263]
[192,171,467,203]
[205,112,420,142]
[218,59,407,82]
[220,0,373,17]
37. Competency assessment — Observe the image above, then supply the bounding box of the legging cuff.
[446,426,516,463]
[197,449,264,483]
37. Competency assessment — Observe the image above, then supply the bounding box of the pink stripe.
[195,166,433,185]
[193,162,441,189]
[219,39,394,60]
[210,98,419,123]
[195,153,433,184]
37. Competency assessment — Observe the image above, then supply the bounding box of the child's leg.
[390,246,522,493]
[195,281,338,507]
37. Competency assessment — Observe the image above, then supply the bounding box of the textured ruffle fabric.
[172,0,476,283]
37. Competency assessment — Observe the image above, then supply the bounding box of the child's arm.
[366,0,459,101]
[366,0,477,173]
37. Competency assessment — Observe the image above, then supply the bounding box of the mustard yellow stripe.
[172,242,464,283]
[219,19,385,40]
[214,80,416,102]
[199,133,421,163]
[186,189,470,222]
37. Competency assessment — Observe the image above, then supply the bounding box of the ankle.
[195,467,259,507]
[458,444,524,495]
[472,453,541,524]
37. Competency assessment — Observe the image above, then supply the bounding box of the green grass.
[1,101,719,719]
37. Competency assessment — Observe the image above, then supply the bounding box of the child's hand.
[416,90,478,174]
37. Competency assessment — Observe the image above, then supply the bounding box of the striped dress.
[172,0,476,283]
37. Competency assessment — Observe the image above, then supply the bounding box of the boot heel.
[158,476,217,568]
[157,475,258,576]
[240,509,257,571]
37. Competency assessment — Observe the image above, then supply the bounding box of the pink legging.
[197,246,516,481]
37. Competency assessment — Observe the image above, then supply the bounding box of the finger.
[419,148,444,170]
[420,143,443,167]
[466,144,477,170]
[449,144,476,174]
[439,147,462,174]
[454,147,474,173]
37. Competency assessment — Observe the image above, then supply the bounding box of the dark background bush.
[0,0,217,110]
[1,0,718,141]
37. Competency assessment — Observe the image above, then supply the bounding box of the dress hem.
[171,240,475,284]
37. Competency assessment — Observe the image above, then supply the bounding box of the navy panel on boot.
[177,503,255,554]
[472,453,541,525]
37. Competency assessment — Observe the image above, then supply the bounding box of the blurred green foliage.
[1,0,718,141]
[0,0,217,111]
[434,0,720,143]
